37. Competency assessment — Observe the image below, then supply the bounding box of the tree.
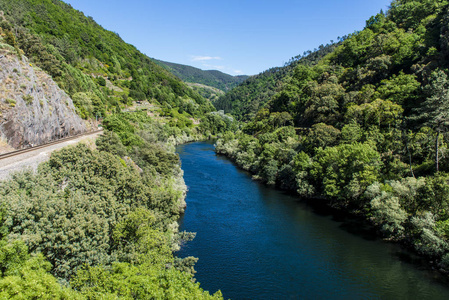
[305,123,341,152]
[345,99,403,130]
[418,70,449,172]
[311,143,381,203]
[375,71,420,105]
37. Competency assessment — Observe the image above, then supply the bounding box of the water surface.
[176,141,449,299]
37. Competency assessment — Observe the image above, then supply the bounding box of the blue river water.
[176,141,449,299]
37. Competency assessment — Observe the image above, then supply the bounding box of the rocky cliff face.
[0,42,87,149]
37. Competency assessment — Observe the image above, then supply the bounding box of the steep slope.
[0,40,86,148]
[0,0,213,119]
[155,59,248,92]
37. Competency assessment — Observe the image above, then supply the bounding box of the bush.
[311,143,381,203]
[366,182,408,237]
[411,212,449,257]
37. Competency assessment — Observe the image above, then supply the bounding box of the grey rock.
[0,45,87,148]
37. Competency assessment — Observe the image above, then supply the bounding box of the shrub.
[22,94,33,105]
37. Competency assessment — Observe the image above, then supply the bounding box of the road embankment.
[0,130,102,180]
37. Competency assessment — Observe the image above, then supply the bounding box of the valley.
[1,0,449,299]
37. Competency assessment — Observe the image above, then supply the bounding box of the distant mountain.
[155,60,248,92]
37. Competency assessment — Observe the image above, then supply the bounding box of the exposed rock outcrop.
[0,42,87,148]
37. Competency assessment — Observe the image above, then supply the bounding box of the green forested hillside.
[0,0,225,297]
[214,42,339,120]
[0,113,223,298]
[0,0,214,119]
[155,59,248,92]
[216,0,449,272]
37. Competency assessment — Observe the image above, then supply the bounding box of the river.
[176,141,449,299]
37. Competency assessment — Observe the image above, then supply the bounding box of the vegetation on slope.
[216,0,449,272]
[0,111,223,298]
[214,42,339,120]
[155,60,248,92]
[0,0,231,297]
[0,0,214,120]
[187,82,225,103]
[0,37,88,148]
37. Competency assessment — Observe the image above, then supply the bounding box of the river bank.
[0,115,223,298]
[214,129,449,278]
[177,141,449,299]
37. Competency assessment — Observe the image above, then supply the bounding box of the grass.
[6,98,16,107]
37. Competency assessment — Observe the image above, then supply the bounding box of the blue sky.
[64,0,392,76]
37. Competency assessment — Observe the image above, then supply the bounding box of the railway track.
[0,129,103,160]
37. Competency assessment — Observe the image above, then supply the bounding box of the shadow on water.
[271,188,380,242]
[281,183,449,288]
[288,192,449,285]
[338,218,378,241]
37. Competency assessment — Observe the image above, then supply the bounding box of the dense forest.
[0,111,223,298]
[216,0,449,272]
[213,42,340,120]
